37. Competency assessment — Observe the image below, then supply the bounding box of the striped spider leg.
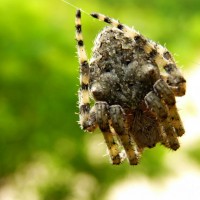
[75,10,122,164]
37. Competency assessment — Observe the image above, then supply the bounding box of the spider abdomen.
[89,27,160,109]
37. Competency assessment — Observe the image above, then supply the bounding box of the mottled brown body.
[90,28,160,110]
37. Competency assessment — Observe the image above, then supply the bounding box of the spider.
[75,9,186,165]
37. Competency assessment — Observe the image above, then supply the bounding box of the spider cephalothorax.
[75,10,186,165]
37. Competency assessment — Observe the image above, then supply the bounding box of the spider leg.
[90,12,139,38]
[76,10,121,164]
[95,102,121,165]
[90,12,186,96]
[110,105,140,165]
[145,91,180,150]
[76,9,95,131]
[161,74,186,97]
[153,79,185,136]
[150,46,186,97]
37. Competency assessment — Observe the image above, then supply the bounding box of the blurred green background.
[0,0,200,199]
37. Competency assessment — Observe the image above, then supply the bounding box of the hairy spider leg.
[153,79,185,136]
[75,9,91,128]
[95,102,122,164]
[90,12,186,96]
[76,10,121,164]
[110,105,140,165]
[161,70,186,97]
[145,91,180,150]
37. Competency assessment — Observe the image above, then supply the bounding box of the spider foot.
[161,124,180,151]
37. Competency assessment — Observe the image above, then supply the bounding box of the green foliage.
[0,0,199,199]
